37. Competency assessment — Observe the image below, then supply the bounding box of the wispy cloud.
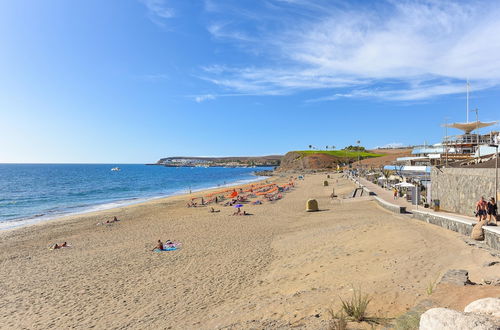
[140,0,174,26]
[195,94,216,103]
[201,0,500,101]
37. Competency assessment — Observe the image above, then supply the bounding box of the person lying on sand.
[210,207,220,213]
[51,242,69,249]
[106,216,119,223]
[233,208,241,216]
[97,216,120,225]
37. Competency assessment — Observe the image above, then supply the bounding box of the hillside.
[278,150,383,171]
[352,148,413,168]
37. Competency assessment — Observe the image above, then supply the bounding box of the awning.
[444,121,497,133]
[395,182,415,188]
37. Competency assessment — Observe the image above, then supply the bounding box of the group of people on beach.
[475,196,498,225]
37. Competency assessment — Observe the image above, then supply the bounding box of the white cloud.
[375,142,406,149]
[195,94,216,103]
[202,0,500,101]
[140,0,174,26]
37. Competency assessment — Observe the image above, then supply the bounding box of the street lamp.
[356,140,361,171]
[489,143,499,209]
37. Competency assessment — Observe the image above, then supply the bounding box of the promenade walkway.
[349,175,500,251]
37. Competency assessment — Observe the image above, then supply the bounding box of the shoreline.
[0,174,273,234]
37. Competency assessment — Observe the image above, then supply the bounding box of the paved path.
[355,176,481,223]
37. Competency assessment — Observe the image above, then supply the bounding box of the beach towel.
[154,247,178,252]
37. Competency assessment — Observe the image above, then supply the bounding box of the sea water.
[0,164,271,230]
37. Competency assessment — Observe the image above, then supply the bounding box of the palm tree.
[325,145,329,150]
[308,145,312,150]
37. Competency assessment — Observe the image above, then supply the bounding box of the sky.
[1,0,499,163]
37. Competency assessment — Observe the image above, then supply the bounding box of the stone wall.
[431,167,497,216]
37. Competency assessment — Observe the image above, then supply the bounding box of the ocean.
[0,164,271,230]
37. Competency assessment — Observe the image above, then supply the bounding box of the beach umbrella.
[234,204,244,208]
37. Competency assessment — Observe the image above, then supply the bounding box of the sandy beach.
[1,173,499,329]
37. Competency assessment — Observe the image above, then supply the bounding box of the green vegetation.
[295,150,383,158]
[328,288,391,327]
[343,145,366,152]
[328,309,348,330]
[340,288,372,322]
[393,312,421,330]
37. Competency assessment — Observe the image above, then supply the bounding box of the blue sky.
[1,0,499,163]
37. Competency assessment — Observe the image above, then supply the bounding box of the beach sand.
[1,173,499,329]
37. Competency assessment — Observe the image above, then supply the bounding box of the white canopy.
[444,121,497,133]
[395,182,415,188]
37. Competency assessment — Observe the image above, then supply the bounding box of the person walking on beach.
[393,188,398,200]
[476,196,488,221]
[487,197,498,225]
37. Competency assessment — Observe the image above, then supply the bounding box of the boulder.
[483,277,500,286]
[471,221,486,241]
[439,269,472,286]
[419,308,497,330]
[306,199,319,212]
[464,298,500,318]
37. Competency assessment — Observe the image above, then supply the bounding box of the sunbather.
[152,239,164,251]
[51,242,69,249]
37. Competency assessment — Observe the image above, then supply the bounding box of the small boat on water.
[111,167,121,171]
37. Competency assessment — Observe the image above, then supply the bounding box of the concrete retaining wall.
[412,210,474,236]
[431,167,497,216]
[484,227,500,251]
[374,196,407,214]
[361,186,406,213]
[413,210,500,251]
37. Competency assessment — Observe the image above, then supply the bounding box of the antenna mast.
[466,79,469,123]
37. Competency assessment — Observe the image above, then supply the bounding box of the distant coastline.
[151,155,282,168]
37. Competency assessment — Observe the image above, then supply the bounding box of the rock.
[471,221,486,241]
[439,269,473,286]
[483,277,500,286]
[419,308,497,330]
[464,298,500,318]
[306,199,319,212]
[483,261,500,267]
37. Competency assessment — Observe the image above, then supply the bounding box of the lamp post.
[490,143,499,209]
[356,140,361,171]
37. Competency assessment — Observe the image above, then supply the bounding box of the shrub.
[327,309,348,330]
[340,288,371,322]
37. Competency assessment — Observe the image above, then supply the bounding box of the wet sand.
[1,173,499,329]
